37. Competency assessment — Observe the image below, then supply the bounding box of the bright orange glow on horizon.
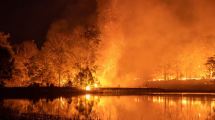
[85,86,91,91]
[95,0,215,87]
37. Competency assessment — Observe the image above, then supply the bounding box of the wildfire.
[94,83,98,88]
[85,85,91,91]
[152,77,203,81]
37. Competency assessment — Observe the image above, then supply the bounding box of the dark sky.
[0,0,98,47]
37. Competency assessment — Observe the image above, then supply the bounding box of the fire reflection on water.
[1,95,215,120]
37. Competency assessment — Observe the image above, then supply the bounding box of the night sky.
[0,0,98,47]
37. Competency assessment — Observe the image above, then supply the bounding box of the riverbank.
[1,87,215,99]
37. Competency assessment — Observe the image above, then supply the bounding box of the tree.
[205,56,215,78]
[12,40,38,86]
[0,32,14,86]
[74,66,98,87]
[27,52,56,86]
[43,25,101,87]
[43,33,76,87]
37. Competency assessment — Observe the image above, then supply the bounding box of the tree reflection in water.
[1,95,215,120]
[1,95,101,120]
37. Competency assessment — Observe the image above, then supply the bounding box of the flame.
[94,83,98,88]
[85,85,91,91]
[96,0,215,87]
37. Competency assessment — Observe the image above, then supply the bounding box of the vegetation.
[0,33,14,85]
[205,56,215,78]
[0,25,101,88]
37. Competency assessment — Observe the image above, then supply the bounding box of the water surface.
[0,94,215,120]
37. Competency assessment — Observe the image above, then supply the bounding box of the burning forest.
[1,0,215,88]
[0,26,101,88]
[2,1,215,120]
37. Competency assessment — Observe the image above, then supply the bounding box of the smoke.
[46,0,100,64]
[42,0,101,86]
[96,0,215,87]
[47,0,99,33]
[43,0,215,87]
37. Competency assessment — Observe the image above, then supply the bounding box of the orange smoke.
[96,0,215,87]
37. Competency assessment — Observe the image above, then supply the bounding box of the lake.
[0,94,215,120]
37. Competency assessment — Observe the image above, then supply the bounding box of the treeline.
[0,25,101,87]
[152,55,215,81]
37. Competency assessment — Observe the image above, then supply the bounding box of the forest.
[0,25,101,88]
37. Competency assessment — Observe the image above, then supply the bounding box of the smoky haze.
[1,0,215,87]
[96,0,215,87]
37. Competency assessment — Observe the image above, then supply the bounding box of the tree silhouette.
[205,56,215,78]
[0,33,14,86]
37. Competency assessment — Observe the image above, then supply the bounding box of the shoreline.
[1,87,215,99]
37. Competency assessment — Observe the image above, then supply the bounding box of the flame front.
[85,86,91,91]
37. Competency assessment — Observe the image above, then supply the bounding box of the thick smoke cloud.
[2,0,215,87]
[96,0,215,87]
[40,0,101,87]
[44,0,215,87]
[47,0,98,34]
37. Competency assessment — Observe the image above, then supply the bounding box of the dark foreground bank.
[1,87,215,99]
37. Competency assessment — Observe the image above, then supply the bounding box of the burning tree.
[205,56,215,78]
[0,23,101,88]
[12,40,38,86]
[42,24,101,87]
[43,33,73,87]
[74,65,99,87]
[26,52,56,86]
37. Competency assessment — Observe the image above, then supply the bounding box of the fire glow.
[1,0,215,88]
[85,86,91,91]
